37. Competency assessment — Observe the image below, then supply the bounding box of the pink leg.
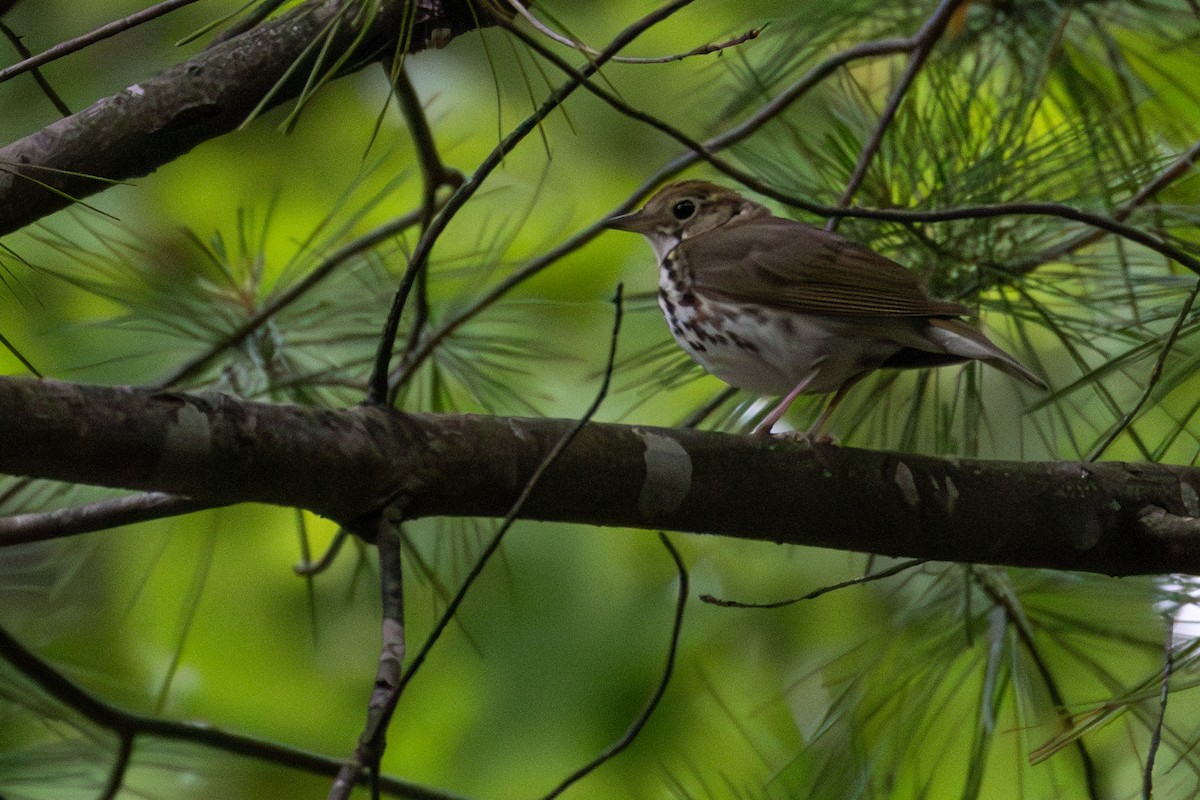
[752,372,817,435]
[803,372,868,439]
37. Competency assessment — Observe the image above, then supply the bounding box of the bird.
[606,180,1046,437]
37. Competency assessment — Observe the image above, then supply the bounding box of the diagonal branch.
[366,0,697,404]
[0,622,468,800]
[395,20,1200,397]
[999,138,1200,279]
[0,0,201,85]
[0,19,72,115]
[827,0,967,231]
[0,491,216,545]
[540,532,687,799]
[330,511,407,800]
[0,0,499,236]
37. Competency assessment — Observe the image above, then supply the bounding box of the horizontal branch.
[0,0,498,235]
[1,376,1199,576]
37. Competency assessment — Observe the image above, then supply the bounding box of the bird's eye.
[671,199,696,220]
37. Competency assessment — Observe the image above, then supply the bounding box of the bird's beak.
[604,209,651,233]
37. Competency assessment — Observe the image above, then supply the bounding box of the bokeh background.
[3,1,1200,798]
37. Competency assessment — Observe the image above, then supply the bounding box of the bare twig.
[972,569,1101,799]
[701,558,927,608]
[679,386,739,429]
[97,735,134,800]
[0,623,467,800]
[391,65,463,366]
[0,326,40,377]
[1001,138,1200,278]
[210,0,288,47]
[508,0,760,64]
[828,0,966,231]
[392,66,462,227]
[295,527,350,576]
[1144,620,1174,799]
[504,18,911,215]
[761,196,1200,276]
[154,206,426,389]
[539,531,688,799]
[367,0,697,405]
[0,0,202,85]
[330,513,407,800]
[0,20,71,115]
[393,284,624,701]
[0,492,217,546]
[1087,278,1200,461]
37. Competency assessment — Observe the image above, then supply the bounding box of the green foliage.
[2,0,1200,798]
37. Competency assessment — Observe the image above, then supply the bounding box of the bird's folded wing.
[686,216,969,318]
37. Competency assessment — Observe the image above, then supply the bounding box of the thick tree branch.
[0,0,499,236]
[2,376,1200,575]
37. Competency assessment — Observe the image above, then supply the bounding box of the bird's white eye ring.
[671,199,696,220]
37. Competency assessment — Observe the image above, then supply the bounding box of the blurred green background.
[2,1,1200,798]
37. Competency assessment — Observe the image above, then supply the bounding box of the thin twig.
[393,283,625,702]
[391,65,462,367]
[0,623,467,800]
[388,24,921,387]
[0,492,217,546]
[154,206,426,389]
[392,66,462,228]
[728,194,1200,279]
[1000,138,1200,279]
[97,734,134,800]
[295,527,350,576]
[503,18,909,218]
[0,326,40,377]
[1087,278,1200,461]
[539,531,688,799]
[701,558,927,608]
[209,0,288,47]
[368,0,697,405]
[0,0,202,85]
[508,0,760,64]
[330,513,407,800]
[0,21,71,115]
[1144,619,1173,799]
[827,0,966,231]
[973,569,1101,800]
[680,386,738,429]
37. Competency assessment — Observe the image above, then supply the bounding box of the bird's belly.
[661,295,914,395]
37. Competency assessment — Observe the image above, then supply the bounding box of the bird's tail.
[926,317,1047,390]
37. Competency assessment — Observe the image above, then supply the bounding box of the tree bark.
[0,0,499,236]
[2,375,1199,576]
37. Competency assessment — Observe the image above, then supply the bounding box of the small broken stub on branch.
[413,0,513,50]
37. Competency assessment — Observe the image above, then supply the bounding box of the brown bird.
[607,180,1046,436]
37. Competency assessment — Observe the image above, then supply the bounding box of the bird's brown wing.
[683,216,968,318]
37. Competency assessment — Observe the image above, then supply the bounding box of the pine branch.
[2,375,1199,576]
[0,0,500,236]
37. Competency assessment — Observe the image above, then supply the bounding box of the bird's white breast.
[658,263,919,396]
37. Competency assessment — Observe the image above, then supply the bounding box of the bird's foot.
[749,423,837,446]
[778,429,837,446]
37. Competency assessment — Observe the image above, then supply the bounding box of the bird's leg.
[803,373,868,440]
[752,372,817,436]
